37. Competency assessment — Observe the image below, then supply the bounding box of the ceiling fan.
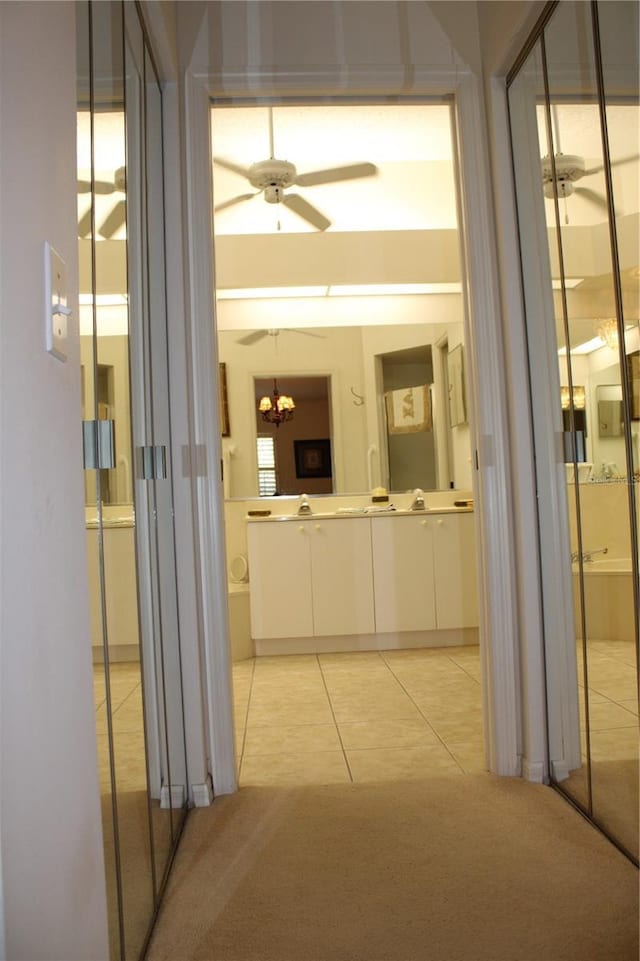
[540,151,637,209]
[77,165,126,239]
[213,108,378,231]
[237,328,326,347]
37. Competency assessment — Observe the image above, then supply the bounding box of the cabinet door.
[371,516,436,633]
[433,513,478,628]
[310,520,375,636]
[247,523,313,638]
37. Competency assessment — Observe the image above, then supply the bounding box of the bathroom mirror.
[212,101,473,499]
[217,322,471,498]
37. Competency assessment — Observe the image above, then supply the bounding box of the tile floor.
[94,661,147,793]
[232,646,486,786]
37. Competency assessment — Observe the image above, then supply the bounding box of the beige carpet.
[147,776,638,961]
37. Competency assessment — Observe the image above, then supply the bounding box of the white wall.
[219,324,368,494]
[0,3,109,958]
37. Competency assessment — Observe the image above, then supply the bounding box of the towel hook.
[350,386,364,407]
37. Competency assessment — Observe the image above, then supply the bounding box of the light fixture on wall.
[560,385,586,409]
[258,379,295,427]
[596,318,619,350]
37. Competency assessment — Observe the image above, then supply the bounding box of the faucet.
[297,493,312,515]
[410,488,425,511]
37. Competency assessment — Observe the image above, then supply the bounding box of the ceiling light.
[217,286,328,300]
[551,278,583,290]
[328,283,462,296]
[216,282,462,301]
[258,379,295,427]
[595,318,619,350]
[78,294,128,307]
[558,336,608,356]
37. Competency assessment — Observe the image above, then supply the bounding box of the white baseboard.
[522,759,545,783]
[191,779,214,807]
[550,759,571,783]
[160,784,185,810]
[254,628,479,657]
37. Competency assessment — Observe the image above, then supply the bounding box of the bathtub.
[572,557,635,642]
[227,582,254,662]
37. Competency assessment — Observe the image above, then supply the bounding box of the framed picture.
[294,438,332,479]
[627,351,640,421]
[218,363,230,436]
[447,344,467,427]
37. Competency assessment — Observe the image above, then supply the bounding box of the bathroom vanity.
[246,507,478,654]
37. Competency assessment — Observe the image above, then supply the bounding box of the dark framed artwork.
[294,438,332,479]
[218,363,230,436]
[627,351,640,421]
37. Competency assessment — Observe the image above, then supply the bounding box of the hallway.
[233,646,485,786]
[146,773,638,961]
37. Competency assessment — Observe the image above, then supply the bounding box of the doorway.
[210,98,484,787]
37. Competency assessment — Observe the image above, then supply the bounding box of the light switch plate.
[44,241,69,362]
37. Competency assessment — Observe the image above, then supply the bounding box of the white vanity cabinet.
[247,522,313,638]
[247,509,477,647]
[432,512,478,629]
[371,516,436,632]
[247,518,374,639]
[371,511,478,633]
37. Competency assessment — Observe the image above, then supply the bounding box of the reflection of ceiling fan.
[77,166,126,238]
[237,328,325,347]
[214,109,378,231]
[541,151,638,213]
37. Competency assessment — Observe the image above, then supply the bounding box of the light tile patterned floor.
[233,646,486,786]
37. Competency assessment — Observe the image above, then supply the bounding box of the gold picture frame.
[219,363,230,436]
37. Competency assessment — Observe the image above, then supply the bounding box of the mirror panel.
[509,0,639,862]
[212,102,472,498]
[218,321,471,498]
[79,3,190,956]
[76,5,121,957]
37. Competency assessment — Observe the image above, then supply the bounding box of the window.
[257,435,277,496]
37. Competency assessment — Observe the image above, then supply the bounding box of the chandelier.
[596,318,619,351]
[258,379,295,427]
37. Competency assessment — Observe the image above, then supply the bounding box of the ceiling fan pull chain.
[268,106,275,160]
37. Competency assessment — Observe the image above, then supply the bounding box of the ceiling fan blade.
[213,156,252,180]
[77,179,115,195]
[214,192,257,213]
[583,154,638,176]
[99,200,126,239]
[237,330,269,346]
[574,186,609,209]
[282,193,331,231]
[295,162,378,187]
[78,208,92,238]
[290,328,326,339]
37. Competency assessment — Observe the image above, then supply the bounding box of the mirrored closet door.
[77,2,188,957]
[508,0,638,862]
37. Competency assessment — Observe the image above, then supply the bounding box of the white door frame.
[178,59,524,792]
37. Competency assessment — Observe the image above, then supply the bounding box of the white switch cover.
[44,241,70,362]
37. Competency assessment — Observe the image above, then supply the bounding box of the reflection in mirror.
[254,375,333,495]
[508,0,638,862]
[78,2,190,957]
[218,322,472,498]
[212,102,473,500]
